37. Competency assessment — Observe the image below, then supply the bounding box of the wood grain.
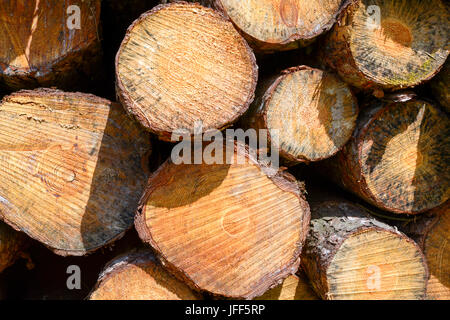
[0,89,151,256]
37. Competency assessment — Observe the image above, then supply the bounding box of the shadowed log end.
[0,89,151,255]
[89,250,202,300]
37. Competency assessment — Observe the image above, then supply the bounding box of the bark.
[0,0,102,91]
[89,250,202,300]
[318,98,449,214]
[0,221,27,273]
[242,65,358,164]
[212,0,353,53]
[322,0,449,97]
[115,2,258,141]
[301,193,428,300]
[0,89,152,256]
[135,142,310,299]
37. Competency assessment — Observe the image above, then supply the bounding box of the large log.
[115,2,257,141]
[89,250,202,300]
[301,194,428,300]
[0,0,102,91]
[255,273,318,300]
[318,98,449,214]
[0,221,27,273]
[135,142,310,299]
[0,89,151,256]
[430,62,449,113]
[397,202,449,300]
[243,65,358,164]
[212,0,353,53]
[323,0,449,97]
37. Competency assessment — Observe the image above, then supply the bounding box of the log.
[115,2,258,141]
[0,221,27,273]
[323,0,449,97]
[397,202,449,300]
[135,142,310,299]
[212,0,353,53]
[89,250,202,300]
[430,62,449,113]
[243,65,358,163]
[318,98,449,214]
[0,0,102,91]
[301,195,428,300]
[0,89,151,256]
[254,273,318,300]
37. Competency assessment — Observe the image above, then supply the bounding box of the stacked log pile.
[0,0,448,300]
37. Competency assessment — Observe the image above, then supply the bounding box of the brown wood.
[213,0,353,53]
[0,89,152,256]
[89,250,202,300]
[396,202,449,300]
[254,272,318,300]
[0,0,102,91]
[135,142,310,299]
[115,2,258,141]
[0,221,27,273]
[322,0,449,97]
[243,65,358,164]
[318,98,449,214]
[301,194,428,300]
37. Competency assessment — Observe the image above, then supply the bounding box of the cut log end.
[359,100,449,213]
[215,0,351,52]
[323,99,449,214]
[0,89,151,256]
[423,204,449,300]
[89,251,202,300]
[302,199,428,300]
[0,221,27,273]
[254,273,318,300]
[258,66,358,163]
[325,0,449,92]
[136,143,310,299]
[115,2,257,140]
[0,0,101,89]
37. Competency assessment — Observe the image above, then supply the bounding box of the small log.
[255,273,318,300]
[89,250,202,300]
[243,65,358,163]
[323,0,449,96]
[0,221,27,273]
[397,202,449,300]
[212,0,353,53]
[430,62,449,113]
[318,98,449,214]
[0,0,102,91]
[115,2,257,141]
[135,142,310,299]
[0,89,151,256]
[301,195,428,300]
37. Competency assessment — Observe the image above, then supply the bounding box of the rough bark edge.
[249,65,358,163]
[135,141,311,299]
[213,0,355,53]
[0,88,144,256]
[115,1,258,141]
[301,200,428,300]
